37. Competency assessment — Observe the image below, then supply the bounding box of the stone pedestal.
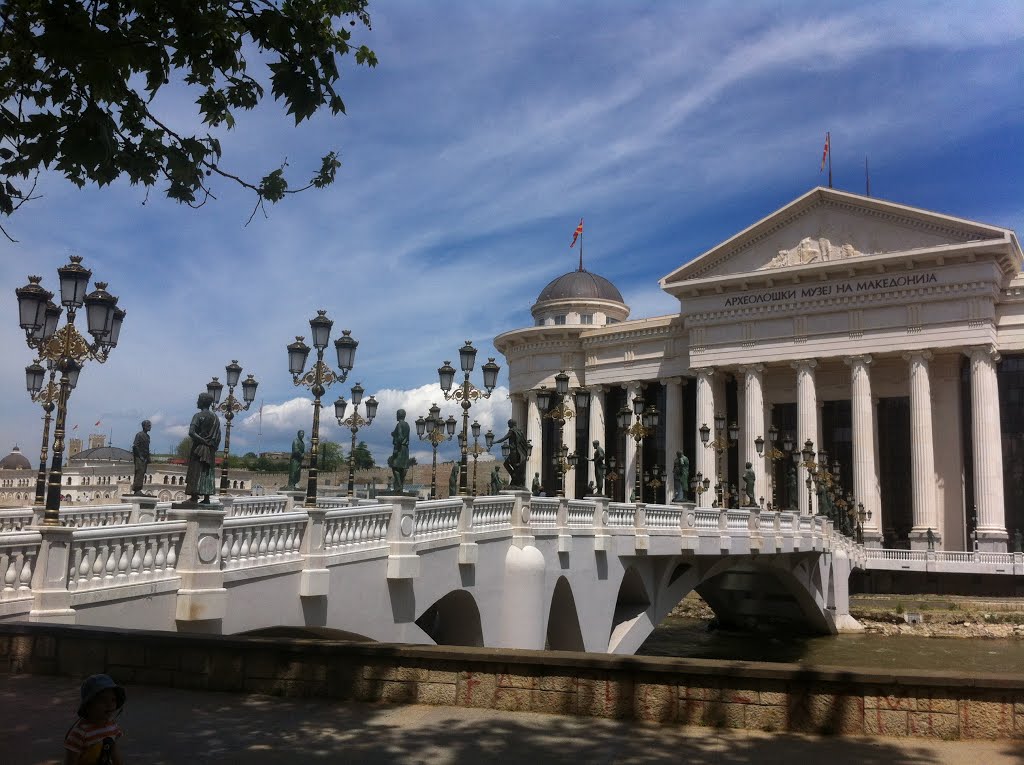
[280,489,307,509]
[502,489,534,549]
[382,495,420,579]
[123,494,158,523]
[28,525,76,623]
[300,508,330,597]
[167,502,227,624]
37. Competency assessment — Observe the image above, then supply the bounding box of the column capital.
[902,349,933,364]
[690,366,715,380]
[844,354,873,368]
[966,345,1000,364]
[790,359,817,372]
[739,364,765,376]
[526,390,538,403]
[586,384,606,394]
[659,376,684,387]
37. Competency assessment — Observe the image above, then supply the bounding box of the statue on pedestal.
[926,527,935,552]
[743,462,756,507]
[490,466,504,495]
[786,466,798,510]
[672,451,689,502]
[184,392,221,505]
[494,418,528,489]
[131,420,152,496]
[388,409,410,494]
[531,472,542,496]
[449,461,459,497]
[286,430,305,490]
[591,441,606,496]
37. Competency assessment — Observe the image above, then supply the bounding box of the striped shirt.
[64,719,123,764]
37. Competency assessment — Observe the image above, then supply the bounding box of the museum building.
[494,187,1024,552]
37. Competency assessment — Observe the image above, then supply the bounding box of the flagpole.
[827,132,833,189]
[865,156,871,197]
[579,229,584,272]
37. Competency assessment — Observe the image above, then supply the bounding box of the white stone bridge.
[1,493,1018,653]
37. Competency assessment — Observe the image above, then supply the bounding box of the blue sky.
[3,0,1023,466]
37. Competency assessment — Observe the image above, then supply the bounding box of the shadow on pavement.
[4,674,1022,765]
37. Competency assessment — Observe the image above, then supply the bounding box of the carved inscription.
[723,272,938,308]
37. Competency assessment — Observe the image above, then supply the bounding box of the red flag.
[570,218,583,248]
[94,420,101,426]
[820,132,830,172]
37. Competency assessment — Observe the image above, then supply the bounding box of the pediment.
[661,187,1013,286]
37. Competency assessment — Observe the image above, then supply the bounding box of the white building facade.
[495,188,1024,552]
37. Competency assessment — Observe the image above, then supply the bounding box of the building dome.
[69,446,133,463]
[536,269,624,304]
[0,445,32,470]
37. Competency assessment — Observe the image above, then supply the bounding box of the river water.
[638,616,1024,674]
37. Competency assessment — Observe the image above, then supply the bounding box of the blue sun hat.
[78,674,126,718]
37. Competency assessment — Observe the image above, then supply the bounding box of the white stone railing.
[646,505,683,529]
[67,521,186,592]
[323,504,391,553]
[57,503,133,527]
[413,499,462,540]
[694,509,719,530]
[0,508,35,532]
[221,512,306,571]
[607,503,634,528]
[566,500,594,528]
[1,530,39,602]
[228,495,290,517]
[469,495,514,532]
[530,497,559,529]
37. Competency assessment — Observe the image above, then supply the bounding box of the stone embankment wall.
[2,623,1022,740]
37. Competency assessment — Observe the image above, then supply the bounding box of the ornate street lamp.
[756,424,793,511]
[467,419,495,494]
[699,411,736,507]
[606,454,620,500]
[207,361,259,495]
[416,403,456,498]
[287,310,357,507]
[438,341,500,496]
[24,357,60,506]
[334,382,378,497]
[16,256,124,524]
[535,371,588,497]
[690,471,712,502]
[619,395,659,503]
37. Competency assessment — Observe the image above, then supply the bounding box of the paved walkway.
[4,674,1021,765]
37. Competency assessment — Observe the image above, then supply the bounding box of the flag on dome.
[570,218,583,248]
[94,420,101,426]
[820,132,830,172]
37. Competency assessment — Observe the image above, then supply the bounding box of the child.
[64,674,126,765]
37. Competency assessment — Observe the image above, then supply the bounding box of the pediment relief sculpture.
[760,237,863,270]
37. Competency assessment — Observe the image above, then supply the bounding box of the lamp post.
[699,413,737,507]
[415,404,456,498]
[438,341,500,496]
[606,454,620,500]
[644,463,665,500]
[287,310,357,508]
[334,382,378,497]
[17,256,125,525]
[206,361,259,496]
[468,420,495,494]
[798,439,836,517]
[855,502,872,545]
[755,424,794,510]
[24,357,59,506]
[536,372,589,497]
[690,471,712,503]
[618,395,659,504]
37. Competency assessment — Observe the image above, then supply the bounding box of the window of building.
[554,315,567,325]
[535,317,544,326]
[580,314,593,324]
[607,318,619,324]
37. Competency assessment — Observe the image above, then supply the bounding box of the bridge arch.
[546,576,584,651]
[415,589,484,647]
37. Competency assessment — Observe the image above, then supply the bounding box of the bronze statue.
[531,472,541,496]
[1014,528,1022,553]
[672,451,689,502]
[448,461,459,497]
[130,420,152,496]
[591,441,606,496]
[388,409,410,494]
[494,418,528,489]
[743,462,756,507]
[490,465,504,495]
[185,392,221,505]
[786,466,797,510]
[286,430,305,490]
[926,527,935,552]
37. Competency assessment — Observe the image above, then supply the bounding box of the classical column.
[510,394,527,434]
[740,365,765,507]
[587,386,605,490]
[624,382,643,502]
[563,400,577,499]
[969,346,1008,551]
[792,359,818,515]
[526,391,542,490]
[847,355,881,543]
[694,368,715,507]
[663,378,684,501]
[905,351,938,549]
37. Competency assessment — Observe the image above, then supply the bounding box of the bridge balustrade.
[0,530,39,607]
[413,499,463,541]
[67,521,186,592]
[530,498,559,530]
[0,509,34,532]
[323,505,391,554]
[227,496,289,517]
[469,496,514,532]
[221,512,307,571]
